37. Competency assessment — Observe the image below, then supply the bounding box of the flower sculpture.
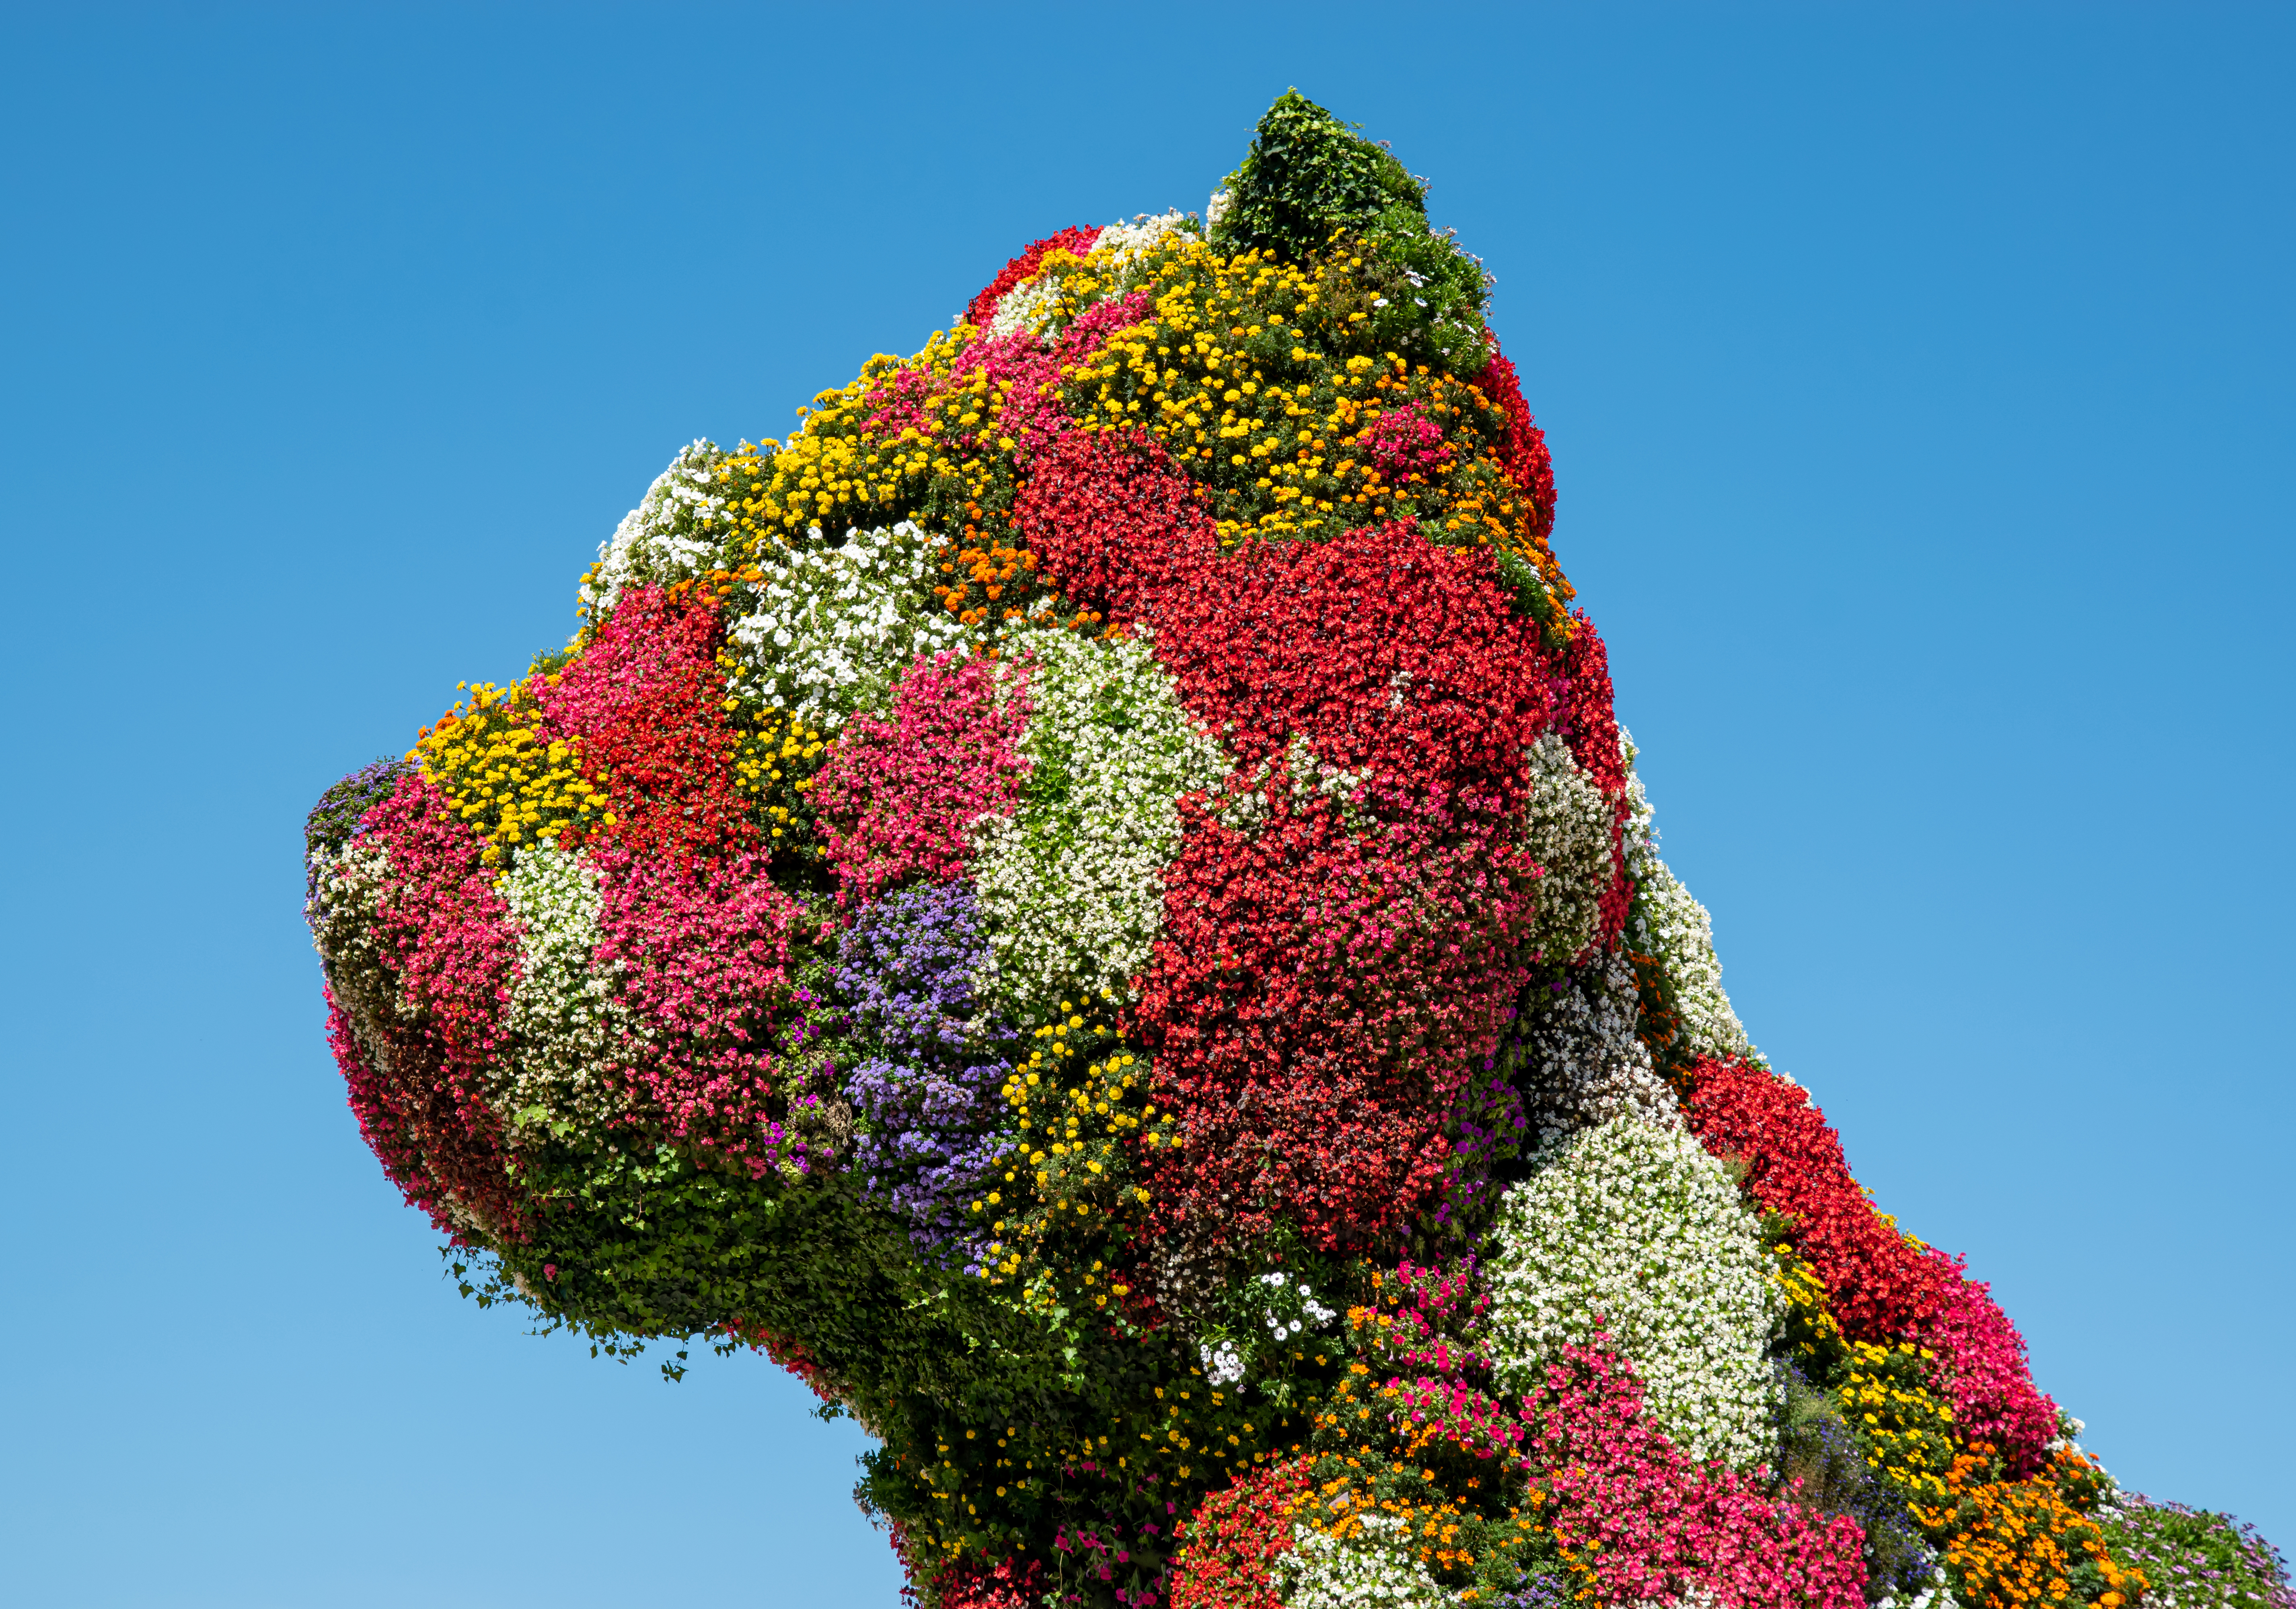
[306,93,2289,1609]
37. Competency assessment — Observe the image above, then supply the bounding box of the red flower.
[1169,1460,1311,1609]
[1018,431,1566,1253]
[531,585,759,868]
[1684,1055,2062,1473]
[1476,339,1557,542]
[963,226,1102,329]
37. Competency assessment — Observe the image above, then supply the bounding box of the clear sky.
[2,4,2288,1605]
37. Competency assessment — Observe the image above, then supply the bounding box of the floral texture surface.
[306,91,2278,1609]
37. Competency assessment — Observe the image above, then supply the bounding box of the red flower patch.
[809,652,1032,907]
[1018,431,1567,1252]
[963,226,1102,329]
[1169,1459,1311,1609]
[1477,340,1557,543]
[1686,1056,1941,1339]
[532,585,758,868]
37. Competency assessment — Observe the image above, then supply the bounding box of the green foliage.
[1212,90,1425,262]
[1491,546,1558,623]
[859,1320,1332,1601]
[1210,90,1492,372]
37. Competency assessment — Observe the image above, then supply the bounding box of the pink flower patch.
[1525,1339,1868,1609]
[1913,1246,2063,1478]
[810,652,1032,907]
[590,844,812,1175]
[343,772,526,1241]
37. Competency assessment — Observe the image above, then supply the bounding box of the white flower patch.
[308,834,407,1061]
[498,838,625,1146]
[986,212,1191,344]
[583,439,743,612]
[726,521,970,731]
[1618,730,1755,1064]
[1095,209,1192,297]
[1521,733,1615,970]
[986,275,1065,342]
[1512,949,1680,1149]
[1875,1567,1962,1609]
[1200,1337,1247,1388]
[1276,1514,1455,1609]
[1095,209,1189,260]
[1489,1115,1782,1469]
[971,630,1226,1019]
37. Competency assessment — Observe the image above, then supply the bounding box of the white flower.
[972,630,1227,1018]
[1489,1115,1783,1469]
[1275,1514,1455,1608]
[497,837,626,1145]
[584,440,741,611]
[1520,733,1614,969]
[1618,728,1755,1064]
[308,833,405,1054]
[1510,949,1680,1149]
[989,211,1189,342]
[1875,1566,1961,1609]
[1206,189,1233,231]
[1201,1339,1247,1387]
[986,276,1065,343]
[727,521,967,731]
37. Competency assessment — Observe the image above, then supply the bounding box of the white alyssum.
[497,838,625,1145]
[1618,729,1755,1064]
[971,630,1226,1018]
[1520,733,1615,970]
[1512,949,1679,1149]
[726,521,970,731]
[1275,1514,1456,1609]
[1489,1114,1782,1469]
[584,439,742,611]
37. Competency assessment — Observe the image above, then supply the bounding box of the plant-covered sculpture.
[306,91,2289,1609]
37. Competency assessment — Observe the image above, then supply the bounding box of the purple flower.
[837,882,1022,1263]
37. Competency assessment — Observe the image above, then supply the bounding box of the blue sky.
[1,4,2288,1604]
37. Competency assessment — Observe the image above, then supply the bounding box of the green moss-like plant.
[1211,89,1493,372]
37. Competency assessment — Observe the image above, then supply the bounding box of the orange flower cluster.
[1918,1445,2150,1609]
[924,502,1098,636]
[1284,1278,1544,1599]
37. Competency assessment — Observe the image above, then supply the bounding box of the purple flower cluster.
[1775,1362,1933,1598]
[1494,1572,1571,1609]
[1433,1040,1532,1247]
[302,756,410,895]
[836,882,1023,1264]
[2106,1494,2296,1609]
